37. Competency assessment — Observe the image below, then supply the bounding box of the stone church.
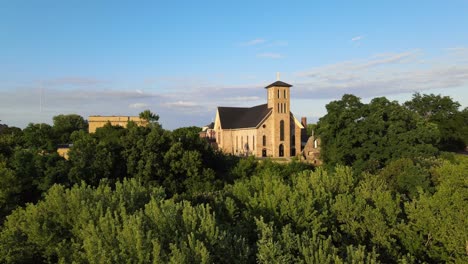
[213,79,304,158]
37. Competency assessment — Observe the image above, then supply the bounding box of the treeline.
[0,112,239,221]
[0,93,466,263]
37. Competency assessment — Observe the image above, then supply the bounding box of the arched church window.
[284,90,286,98]
[280,120,284,141]
[263,135,266,146]
[277,89,280,98]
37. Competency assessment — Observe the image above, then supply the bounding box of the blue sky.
[1,1,468,129]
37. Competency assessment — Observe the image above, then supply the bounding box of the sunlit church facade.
[213,80,304,158]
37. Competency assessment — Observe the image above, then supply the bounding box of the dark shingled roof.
[265,81,293,89]
[204,122,214,129]
[218,104,271,129]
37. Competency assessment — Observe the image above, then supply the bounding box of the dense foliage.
[317,94,467,172]
[0,95,467,263]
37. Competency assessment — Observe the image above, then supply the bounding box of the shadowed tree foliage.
[404,93,468,151]
[52,114,88,143]
[21,123,57,152]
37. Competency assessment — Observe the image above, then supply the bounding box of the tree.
[306,124,317,137]
[139,109,160,127]
[22,123,56,151]
[405,93,467,151]
[0,125,23,161]
[317,95,440,172]
[52,114,87,143]
[401,160,468,263]
[0,149,42,222]
[68,131,124,186]
[0,179,250,263]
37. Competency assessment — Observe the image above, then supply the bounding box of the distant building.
[213,80,304,158]
[302,135,322,165]
[199,122,217,148]
[57,144,72,160]
[199,122,215,139]
[88,116,148,133]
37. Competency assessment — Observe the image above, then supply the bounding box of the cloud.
[293,49,468,99]
[298,50,420,77]
[42,77,103,86]
[351,35,364,42]
[128,102,148,109]
[257,53,283,59]
[3,47,467,129]
[163,101,199,108]
[226,96,261,102]
[241,38,266,46]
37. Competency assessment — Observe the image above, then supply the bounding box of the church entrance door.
[279,144,284,157]
[262,149,267,157]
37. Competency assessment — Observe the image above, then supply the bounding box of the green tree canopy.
[404,93,467,151]
[52,114,87,143]
[317,94,440,172]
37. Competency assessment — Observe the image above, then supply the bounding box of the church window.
[253,136,255,150]
[236,136,238,151]
[280,120,284,141]
[277,89,280,98]
[280,103,283,113]
[278,103,280,113]
[263,135,266,146]
[284,90,286,98]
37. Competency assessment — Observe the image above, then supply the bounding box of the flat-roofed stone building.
[214,80,304,158]
[88,116,148,133]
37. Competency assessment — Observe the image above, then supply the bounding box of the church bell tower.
[265,74,292,157]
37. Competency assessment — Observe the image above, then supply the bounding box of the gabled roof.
[204,122,214,129]
[265,81,293,89]
[217,104,271,129]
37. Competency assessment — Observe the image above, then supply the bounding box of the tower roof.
[265,80,293,89]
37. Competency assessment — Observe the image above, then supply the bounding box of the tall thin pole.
[40,87,43,113]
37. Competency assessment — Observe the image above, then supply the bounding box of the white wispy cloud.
[298,50,420,77]
[241,38,266,46]
[42,77,103,86]
[226,96,261,102]
[293,49,468,99]
[257,53,283,59]
[163,101,199,108]
[351,35,364,42]
[128,102,148,109]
